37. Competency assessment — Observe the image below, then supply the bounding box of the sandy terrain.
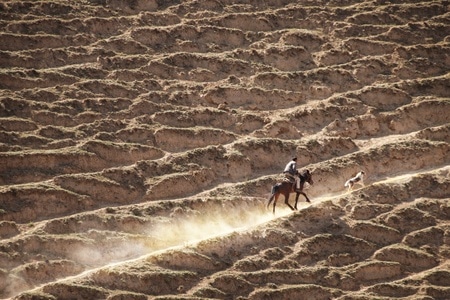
[1,0,449,299]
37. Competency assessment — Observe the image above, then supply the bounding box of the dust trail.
[10,202,294,298]
[151,204,293,247]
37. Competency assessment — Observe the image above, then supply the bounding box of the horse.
[267,169,314,214]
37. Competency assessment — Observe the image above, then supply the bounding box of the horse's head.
[303,169,314,185]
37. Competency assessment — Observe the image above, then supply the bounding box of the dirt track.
[0,0,449,299]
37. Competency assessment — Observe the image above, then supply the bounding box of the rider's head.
[292,157,297,161]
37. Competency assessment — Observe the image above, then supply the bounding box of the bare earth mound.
[0,0,449,299]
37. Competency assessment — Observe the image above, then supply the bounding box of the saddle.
[283,172,295,183]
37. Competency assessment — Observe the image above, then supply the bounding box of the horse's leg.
[299,191,311,203]
[284,192,295,211]
[272,194,279,214]
[294,192,300,210]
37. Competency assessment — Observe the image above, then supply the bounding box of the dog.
[344,171,365,191]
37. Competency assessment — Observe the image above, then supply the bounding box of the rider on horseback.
[283,157,300,191]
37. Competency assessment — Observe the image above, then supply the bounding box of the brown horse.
[267,169,314,214]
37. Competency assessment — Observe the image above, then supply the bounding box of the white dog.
[344,171,365,191]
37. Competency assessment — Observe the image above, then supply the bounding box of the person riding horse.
[283,157,300,192]
[268,167,313,214]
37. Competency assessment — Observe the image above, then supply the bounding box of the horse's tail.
[271,183,280,195]
[267,184,279,208]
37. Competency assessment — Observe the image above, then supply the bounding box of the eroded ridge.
[0,0,449,299]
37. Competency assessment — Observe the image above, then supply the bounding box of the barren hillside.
[0,0,449,299]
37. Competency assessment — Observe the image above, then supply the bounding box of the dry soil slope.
[0,0,449,299]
